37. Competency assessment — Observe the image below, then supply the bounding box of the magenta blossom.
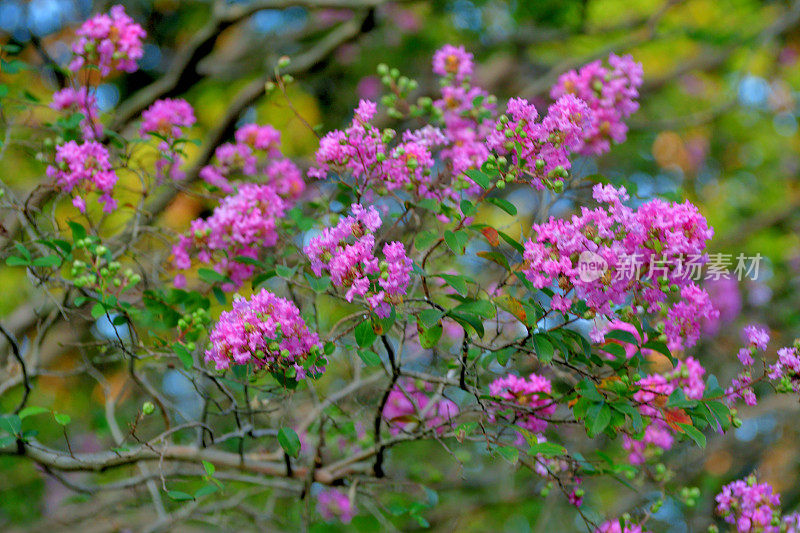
[382,379,459,435]
[68,5,146,76]
[172,183,285,289]
[205,289,323,377]
[47,141,118,213]
[316,488,355,523]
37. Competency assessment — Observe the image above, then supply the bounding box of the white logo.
[577,251,608,282]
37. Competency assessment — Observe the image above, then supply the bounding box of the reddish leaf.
[481,227,500,247]
[495,295,526,323]
[664,408,692,432]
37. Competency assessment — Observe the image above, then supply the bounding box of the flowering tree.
[1,4,800,532]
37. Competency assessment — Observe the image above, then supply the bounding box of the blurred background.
[2,0,800,531]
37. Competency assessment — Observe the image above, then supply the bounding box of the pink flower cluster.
[623,357,706,463]
[768,346,800,393]
[311,99,488,203]
[522,183,717,350]
[199,123,303,199]
[551,54,643,155]
[310,101,425,193]
[432,44,474,83]
[382,378,459,435]
[304,204,412,318]
[486,95,590,189]
[715,476,782,532]
[205,289,323,377]
[47,140,118,213]
[430,46,496,197]
[316,488,355,523]
[51,87,103,140]
[312,47,644,204]
[68,5,146,76]
[595,520,651,533]
[487,373,556,437]
[738,324,770,366]
[140,98,196,181]
[140,98,195,140]
[172,184,285,289]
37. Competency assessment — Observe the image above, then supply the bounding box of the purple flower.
[172,184,285,289]
[47,141,118,213]
[487,373,555,437]
[432,44,474,83]
[51,87,103,140]
[205,289,323,376]
[715,476,781,532]
[551,53,643,155]
[304,204,411,317]
[316,488,355,523]
[68,5,146,76]
[382,378,459,435]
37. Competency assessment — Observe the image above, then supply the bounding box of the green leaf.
[455,421,478,442]
[678,423,706,448]
[415,230,439,251]
[13,243,29,259]
[438,273,468,296]
[667,387,696,409]
[357,350,382,366]
[643,339,673,360]
[194,485,219,498]
[705,400,731,430]
[476,250,510,270]
[497,231,525,254]
[496,446,519,464]
[0,436,16,448]
[0,415,21,435]
[416,198,439,212]
[588,403,611,436]
[53,412,71,426]
[202,460,216,476]
[444,230,465,255]
[528,441,567,457]
[275,265,296,278]
[90,303,107,319]
[703,374,725,399]
[68,221,87,242]
[460,199,476,217]
[278,427,301,457]
[198,268,228,284]
[531,334,555,363]
[419,309,445,328]
[453,300,495,319]
[252,270,276,289]
[172,344,193,370]
[354,318,377,348]
[487,197,517,216]
[212,287,226,305]
[605,329,639,345]
[304,273,331,293]
[234,256,264,267]
[600,343,627,360]
[420,324,443,349]
[448,311,484,337]
[5,256,29,267]
[464,169,491,189]
[18,406,49,420]
[167,490,195,501]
